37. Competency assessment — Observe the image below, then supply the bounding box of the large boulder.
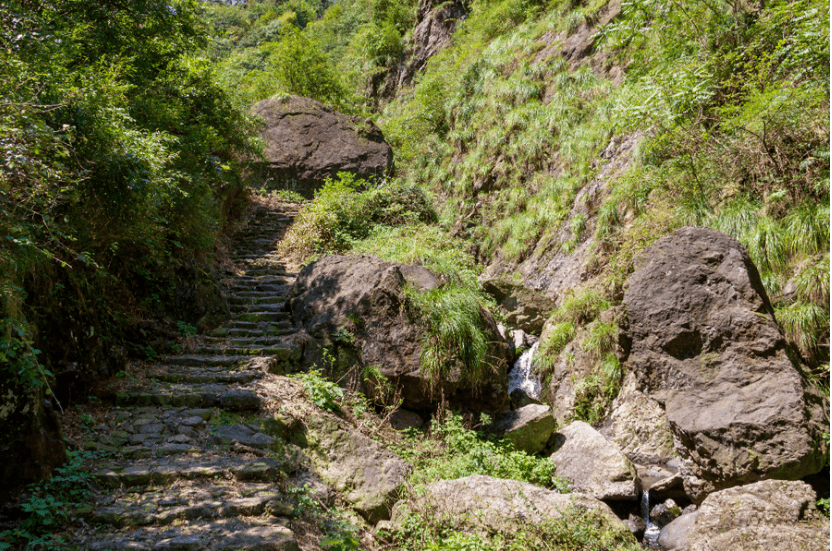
[480,277,557,334]
[623,227,828,501]
[548,421,640,501]
[290,255,511,412]
[388,475,634,540]
[296,409,410,523]
[658,479,829,551]
[485,404,556,454]
[253,96,393,198]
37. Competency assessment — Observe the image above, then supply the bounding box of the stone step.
[115,385,261,411]
[94,455,292,490]
[200,337,301,352]
[79,517,298,551]
[228,295,289,307]
[148,369,263,385]
[209,326,294,339]
[193,345,300,357]
[229,285,293,295]
[230,303,288,314]
[162,354,261,367]
[230,311,290,323]
[91,485,286,528]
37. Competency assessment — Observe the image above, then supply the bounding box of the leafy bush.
[0,451,98,550]
[396,412,563,489]
[278,173,436,260]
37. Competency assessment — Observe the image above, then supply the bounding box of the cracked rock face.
[623,227,828,501]
[659,479,830,551]
[548,421,640,501]
[254,95,393,198]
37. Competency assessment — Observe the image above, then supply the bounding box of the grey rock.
[649,498,681,527]
[218,390,261,411]
[623,227,828,500]
[658,511,698,550]
[166,434,191,444]
[302,410,410,523]
[486,404,555,454]
[138,423,165,435]
[624,514,646,540]
[390,475,634,540]
[670,480,829,551]
[387,409,424,431]
[254,95,393,199]
[481,278,557,334]
[291,255,511,412]
[210,424,275,449]
[549,421,640,501]
[153,535,203,551]
[179,416,205,427]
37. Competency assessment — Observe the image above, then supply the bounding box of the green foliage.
[0,451,98,550]
[278,173,436,260]
[406,285,496,394]
[0,0,258,423]
[267,27,355,111]
[551,291,612,327]
[396,412,564,490]
[386,488,640,550]
[293,369,345,412]
[573,353,624,426]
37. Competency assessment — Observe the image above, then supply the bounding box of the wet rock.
[485,404,555,454]
[300,410,410,523]
[624,514,645,540]
[291,255,511,412]
[253,95,393,198]
[623,227,828,500]
[549,421,640,501]
[509,388,541,409]
[649,498,681,528]
[661,480,829,551]
[389,475,634,539]
[649,473,688,503]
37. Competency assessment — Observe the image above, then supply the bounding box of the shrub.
[278,173,436,260]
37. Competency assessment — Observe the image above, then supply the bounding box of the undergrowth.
[393,411,565,491]
[0,451,99,551]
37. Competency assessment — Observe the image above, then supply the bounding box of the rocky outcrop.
[623,227,828,501]
[485,404,556,454]
[541,307,629,426]
[600,372,677,465]
[481,277,556,334]
[296,409,410,523]
[290,255,511,412]
[254,96,393,198]
[658,480,829,551]
[394,0,468,89]
[548,421,640,501]
[388,475,634,539]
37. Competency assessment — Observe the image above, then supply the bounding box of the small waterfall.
[508,341,541,399]
[641,490,662,547]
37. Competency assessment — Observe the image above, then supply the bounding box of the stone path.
[64,199,311,551]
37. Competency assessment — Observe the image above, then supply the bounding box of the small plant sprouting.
[293,369,344,412]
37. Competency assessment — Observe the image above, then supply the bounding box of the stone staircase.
[65,198,311,551]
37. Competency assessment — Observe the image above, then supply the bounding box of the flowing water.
[508,341,542,399]
[641,489,662,548]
